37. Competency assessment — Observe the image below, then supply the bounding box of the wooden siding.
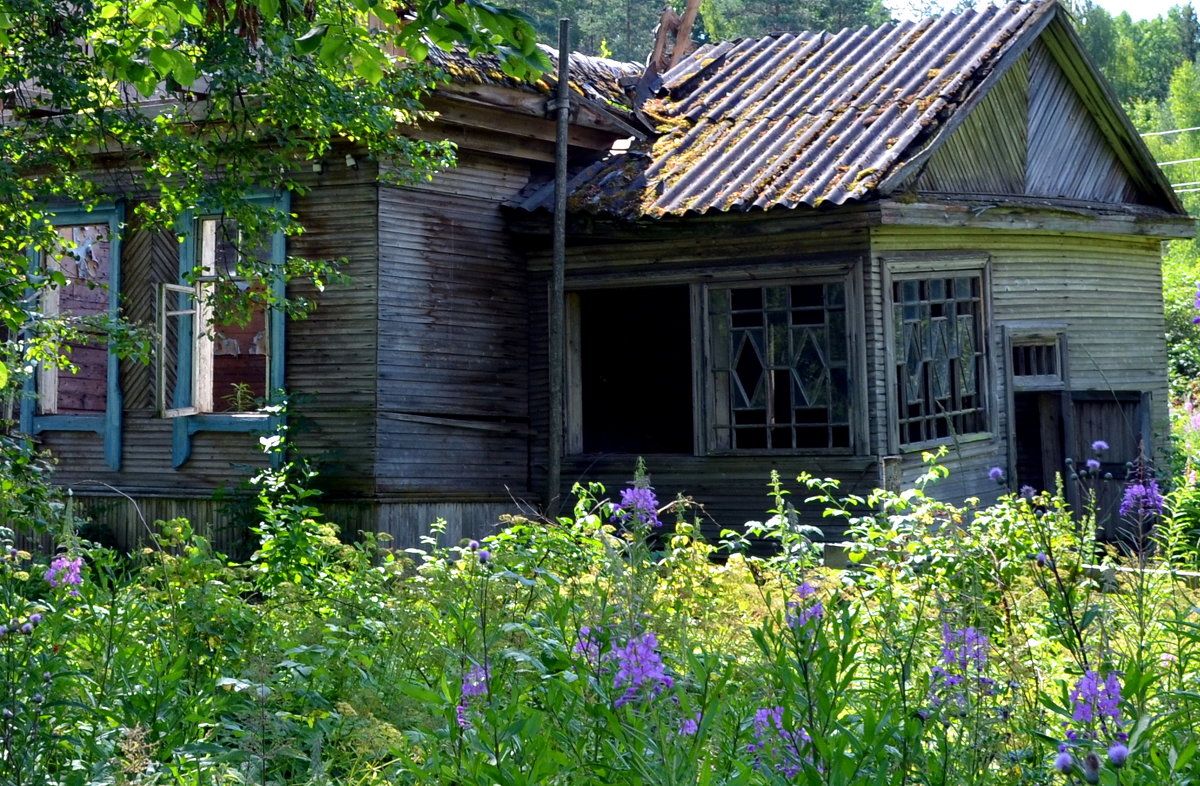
[375,151,533,499]
[917,54,1029,196]
[1027,40,1141,204]
[871,225,1168,497]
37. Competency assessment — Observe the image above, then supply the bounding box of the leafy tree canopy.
[0,0,546,377]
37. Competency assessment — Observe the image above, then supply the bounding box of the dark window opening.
[578,286,693,453]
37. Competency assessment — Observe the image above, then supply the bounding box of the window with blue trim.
[158,193,287,467]
[20,204,124,470]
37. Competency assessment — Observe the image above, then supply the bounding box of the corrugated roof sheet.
[521,0,1053,217]
[427,44,640,112]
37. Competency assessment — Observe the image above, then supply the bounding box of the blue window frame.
[20,203,124,470]
[160,192,288,467]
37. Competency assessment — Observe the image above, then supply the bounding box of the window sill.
[898,432,993,453]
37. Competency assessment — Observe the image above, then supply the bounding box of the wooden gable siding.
[527,218,881,536]
[916,41,1144,207]
[1026,40,1140,204]
[374,151,532,498]
[917,53,1029,196]
[871,225,1167,497]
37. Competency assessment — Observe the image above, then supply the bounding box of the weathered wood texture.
[917,44,1145,206]
[375,151,534,499]
[918,53,1029,196]
[1026,40,1140,204]
[872,225,1168,497]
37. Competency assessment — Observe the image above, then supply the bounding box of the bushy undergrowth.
[3,440,1200,784]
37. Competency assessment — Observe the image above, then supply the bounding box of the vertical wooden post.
[548,19,570,518]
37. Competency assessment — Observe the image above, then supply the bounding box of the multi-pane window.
[708,281,850,451]
[893,275,986,445]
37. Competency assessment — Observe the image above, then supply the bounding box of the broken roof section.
[518,0,1178,218]
[427,43,640,113]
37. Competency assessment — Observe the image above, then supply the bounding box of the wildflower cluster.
[456,664,489,730]
[44,554,83,597]
[785,581,824,632]
[1119,478,1164,519]
[746,705,813,779]
[611,632,673,707]
[928,624,995,715]
[1055,670,1128,781]
[611,486,662,530]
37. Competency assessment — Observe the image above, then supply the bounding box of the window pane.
[711,280,850,451]
[42,224,111,415]
[894,273,986,446]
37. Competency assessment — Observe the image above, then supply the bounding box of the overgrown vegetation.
[2,423,1200,783]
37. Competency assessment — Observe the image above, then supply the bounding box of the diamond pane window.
[893,275,986,445]
[709,281,851,451]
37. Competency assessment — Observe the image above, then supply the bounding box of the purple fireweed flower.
[461,664,489,698]
[1119,480,1164,519]
[677,712,701,736]
[1069,670,1122,733]
[1108,742,1128,768]
[456,664,489,731]
[574,625,604,668]
[787,582,824,630]
[929,624,993,713]
[611,486,662,529]
[747,706,812,778]
[611,632,672,707]
[988,466,1004,483]
[1092,440,1109,452]
[45,555,83,596]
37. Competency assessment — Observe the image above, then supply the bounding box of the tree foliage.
[0,0,546,381]
[501,0,888,63]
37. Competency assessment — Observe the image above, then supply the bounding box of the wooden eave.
[1035,14,1184,213]
[879,198,1195,238]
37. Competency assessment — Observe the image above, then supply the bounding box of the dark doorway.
[1013,391,1064,495]
[578,286,694,454]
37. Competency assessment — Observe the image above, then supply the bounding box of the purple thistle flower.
[466,540,480,551]
[1108,742,1128,768]
[1020,485,1036,498]
[612,486,662,529]
[1119,479,1164,519]
[611,632,672,707]
[1086,459,1101,472]
[1081,752,1101,784]
[1092,440,1109,452]
[988,466,1004,483]
[477,549,491,564]
[1055,747,1075,775]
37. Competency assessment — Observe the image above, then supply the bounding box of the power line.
[1141,125,1200,137]
[1159,156,1200,166]
[1172,180,1200,188]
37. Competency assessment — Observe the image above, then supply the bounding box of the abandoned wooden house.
[23,0,1194,548]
